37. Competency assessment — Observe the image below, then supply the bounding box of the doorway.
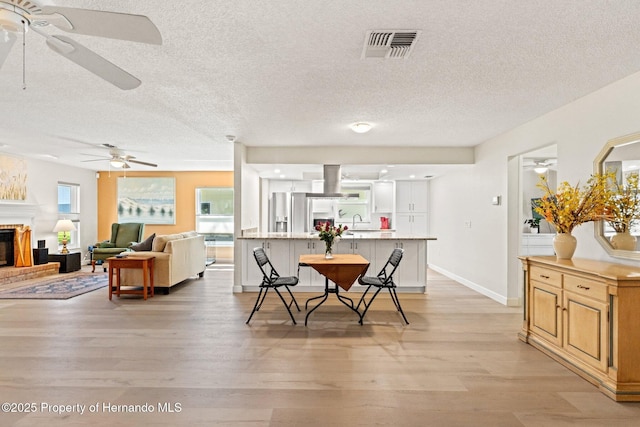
[506,144,557,305]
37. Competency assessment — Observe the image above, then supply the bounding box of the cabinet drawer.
[529,265,562,288]
[564,275,607,302]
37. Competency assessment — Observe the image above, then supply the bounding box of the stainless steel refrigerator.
[269,192,290,232]
[290,192,309,233]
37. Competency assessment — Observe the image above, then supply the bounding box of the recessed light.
[279,174,285,179]
[274,169,281,174]
[380,169,388,174]
[409,174,416,179]
[41,154,58,160]
[350,122,372,133]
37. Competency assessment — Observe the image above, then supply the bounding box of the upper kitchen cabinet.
[395,180,428,235]
[269,180,312,193]
[396,180,428,213]
[373,181,394,213]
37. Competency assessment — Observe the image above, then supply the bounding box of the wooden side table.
[107,254,155,300]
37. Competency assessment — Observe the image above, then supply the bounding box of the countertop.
[238,231,437,240]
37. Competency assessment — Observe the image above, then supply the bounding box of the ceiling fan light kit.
[0,0,162,90]
[533,166,548,174]
[110,158,125,169]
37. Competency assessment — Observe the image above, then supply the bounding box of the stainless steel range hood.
[305,165,358,198]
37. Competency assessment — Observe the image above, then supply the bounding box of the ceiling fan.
[82,143,157,169]
[0,0,162,89]
[523,158,557,174]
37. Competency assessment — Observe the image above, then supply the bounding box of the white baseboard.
[429,264,509,306]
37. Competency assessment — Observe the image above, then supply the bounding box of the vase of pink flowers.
[315,222,348,259]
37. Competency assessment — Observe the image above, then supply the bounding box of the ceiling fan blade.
[0,30,16,70]
[128,159,158,168]
[45,35,141,90]
[40,7,162,45]
[81,158,109,162]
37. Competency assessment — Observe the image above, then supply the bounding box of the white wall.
[429,69,640,305]
[1,157,97,261]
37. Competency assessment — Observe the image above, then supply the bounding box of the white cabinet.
[395,181,428,235]
[337,238,374,262]
[396,212,428,235]
[396,180,428,213]
[374,240,425,288]
[373,181,394,213]
[521,233,555,256]
[291,240,324,286]
[269,180,312,193]
[244,239,290,285]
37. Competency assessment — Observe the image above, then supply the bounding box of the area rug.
[0,272,108,300]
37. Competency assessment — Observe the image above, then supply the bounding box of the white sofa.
[120,231,206,293]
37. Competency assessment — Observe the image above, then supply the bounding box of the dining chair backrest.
[253,247,280,283]
[377,248,404,284]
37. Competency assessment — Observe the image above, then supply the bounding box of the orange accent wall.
[97,170,233,241]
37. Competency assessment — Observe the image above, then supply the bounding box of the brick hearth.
[0,263,60,285]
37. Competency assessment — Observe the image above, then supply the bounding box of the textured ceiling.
[1,0,640,174]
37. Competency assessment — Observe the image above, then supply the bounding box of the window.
[57,182,80,250]
[196,187,234,243]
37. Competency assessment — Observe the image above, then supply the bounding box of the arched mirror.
[594,131,640,259]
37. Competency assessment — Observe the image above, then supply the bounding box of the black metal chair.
[356,248,409,324]
[246,247,301,325]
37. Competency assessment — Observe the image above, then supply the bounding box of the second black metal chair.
[246,247,301,325]
[356,248,409,324]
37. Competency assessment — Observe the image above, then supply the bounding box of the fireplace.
[0,229,15,268]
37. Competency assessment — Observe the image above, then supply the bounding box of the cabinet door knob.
[577,284,591,290]
[540,274,550,279]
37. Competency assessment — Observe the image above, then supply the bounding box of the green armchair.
[92,223,145,272]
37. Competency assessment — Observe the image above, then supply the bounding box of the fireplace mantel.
[0,203,37,227]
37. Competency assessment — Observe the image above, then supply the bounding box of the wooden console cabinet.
[519,256,640,401]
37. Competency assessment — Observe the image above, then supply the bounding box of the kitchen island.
[238,232,436,293]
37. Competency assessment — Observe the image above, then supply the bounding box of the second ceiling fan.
[83,144,157,169]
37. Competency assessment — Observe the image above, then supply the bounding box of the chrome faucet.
[352,214,363,230]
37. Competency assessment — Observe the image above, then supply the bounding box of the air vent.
[362,30,420,59]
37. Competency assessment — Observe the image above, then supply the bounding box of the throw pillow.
[130,233,155,252]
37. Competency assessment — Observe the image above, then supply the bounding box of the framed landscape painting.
[117,177,175,225]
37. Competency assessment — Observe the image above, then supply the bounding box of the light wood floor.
[1,264,640,426]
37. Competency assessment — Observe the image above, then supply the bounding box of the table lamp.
[53,219,76,254]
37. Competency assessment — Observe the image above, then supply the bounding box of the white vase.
[610,232,637,251]
[553,233,577,260]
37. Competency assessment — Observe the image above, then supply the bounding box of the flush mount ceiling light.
[350,122,372,133]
